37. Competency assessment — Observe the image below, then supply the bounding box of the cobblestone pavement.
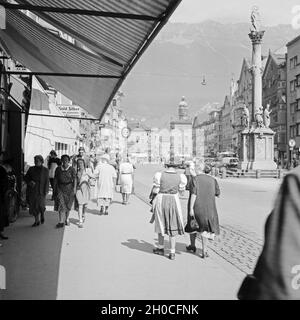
[208,224,263,274]
[134,179,263,275]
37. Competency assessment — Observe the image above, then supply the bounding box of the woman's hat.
[100,154,110,162]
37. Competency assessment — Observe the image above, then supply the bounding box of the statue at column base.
[254,106,264,129]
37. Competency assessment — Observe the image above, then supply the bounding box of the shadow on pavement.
[121,239,154,255]
[86,208,104,216]
[1,197,65,300]
[111,200,123,205]
[122,239,196,257]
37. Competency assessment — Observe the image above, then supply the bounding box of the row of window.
[290,124,300,138]
[290,56,298,70]
[290,99,300,113]
[290,75,300,92]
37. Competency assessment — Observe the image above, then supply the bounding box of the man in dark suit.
[238,167,300,299]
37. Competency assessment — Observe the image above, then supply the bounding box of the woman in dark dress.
[186,164,220,258]
[53,154,76,228]
[24,155,49,227]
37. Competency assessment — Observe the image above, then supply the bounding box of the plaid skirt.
[153,193,184,236]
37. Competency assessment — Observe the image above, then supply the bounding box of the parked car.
[222,157,239,168]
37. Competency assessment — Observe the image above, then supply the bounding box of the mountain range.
[120,20,299,128]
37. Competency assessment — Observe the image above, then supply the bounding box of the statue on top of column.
[263,103,272,128]
[250,6,261,32]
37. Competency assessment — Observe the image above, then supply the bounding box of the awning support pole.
[0,2,162,21]
[0,109,104,122]
[1,71,122,79]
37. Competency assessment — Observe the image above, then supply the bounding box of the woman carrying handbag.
[185,164,220,258]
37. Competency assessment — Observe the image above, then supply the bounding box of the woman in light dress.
[151,163,187,260]
[75,158,94,228]
[119,156,134,205]
[93,154,117,215]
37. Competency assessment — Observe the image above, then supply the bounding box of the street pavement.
[0,164,283,300]
[133,164,282,274]
[1,186,243,300]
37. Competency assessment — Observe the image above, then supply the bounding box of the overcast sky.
[170,0,300,26]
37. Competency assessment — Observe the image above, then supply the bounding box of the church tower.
[178,96,189,120]
[169,96,193,163]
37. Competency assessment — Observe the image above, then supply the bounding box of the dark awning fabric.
[0,0,181,119]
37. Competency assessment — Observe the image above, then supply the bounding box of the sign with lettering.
[58,105,86,118]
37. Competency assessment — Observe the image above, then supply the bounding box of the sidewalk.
[1,192,244,300]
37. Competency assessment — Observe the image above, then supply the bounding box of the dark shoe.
[0,233,8,240]
[32,222,40,227]
[186,245,196,253]
[169,253,175,260]
[41,214,45,224]
[200,251,209,259]
[153,247,164,256]
[56,223,64,228]
[99,206,104,214]
[104,211,108,215]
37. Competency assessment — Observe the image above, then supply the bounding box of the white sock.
[158,244,164,249]
[170,249,175,254]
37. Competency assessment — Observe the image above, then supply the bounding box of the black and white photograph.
[0,0,300,305]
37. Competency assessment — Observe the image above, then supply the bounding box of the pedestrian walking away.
[53,154,76,228]
[72,147,89,171]
[186,164,220,258]
[151,163,187,260]
[47,150,61,200]
[184,161,196,191]
[93,154,117,215]
[119,155,134,205]
[75,158,93,228]
[24,155,49,227]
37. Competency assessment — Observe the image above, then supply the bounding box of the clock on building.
[121,127,131,138]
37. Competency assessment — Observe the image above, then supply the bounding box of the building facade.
[127,121,151,163]
[262,50,287,163]
[221,95,234,152]
[97,92,128,158]
[287,35,300,164]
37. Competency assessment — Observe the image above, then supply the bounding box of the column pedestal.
[239,126,277,170]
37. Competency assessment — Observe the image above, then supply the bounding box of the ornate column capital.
[248,30,265,44]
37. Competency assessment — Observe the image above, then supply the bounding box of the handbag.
[184,216,199,233]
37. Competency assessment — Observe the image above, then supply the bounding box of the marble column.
[239,8,277,170]
[249,30,265,122]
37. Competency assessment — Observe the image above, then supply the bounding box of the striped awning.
[0,0,181,119]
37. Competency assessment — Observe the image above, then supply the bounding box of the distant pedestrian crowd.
[0,147,136,235]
